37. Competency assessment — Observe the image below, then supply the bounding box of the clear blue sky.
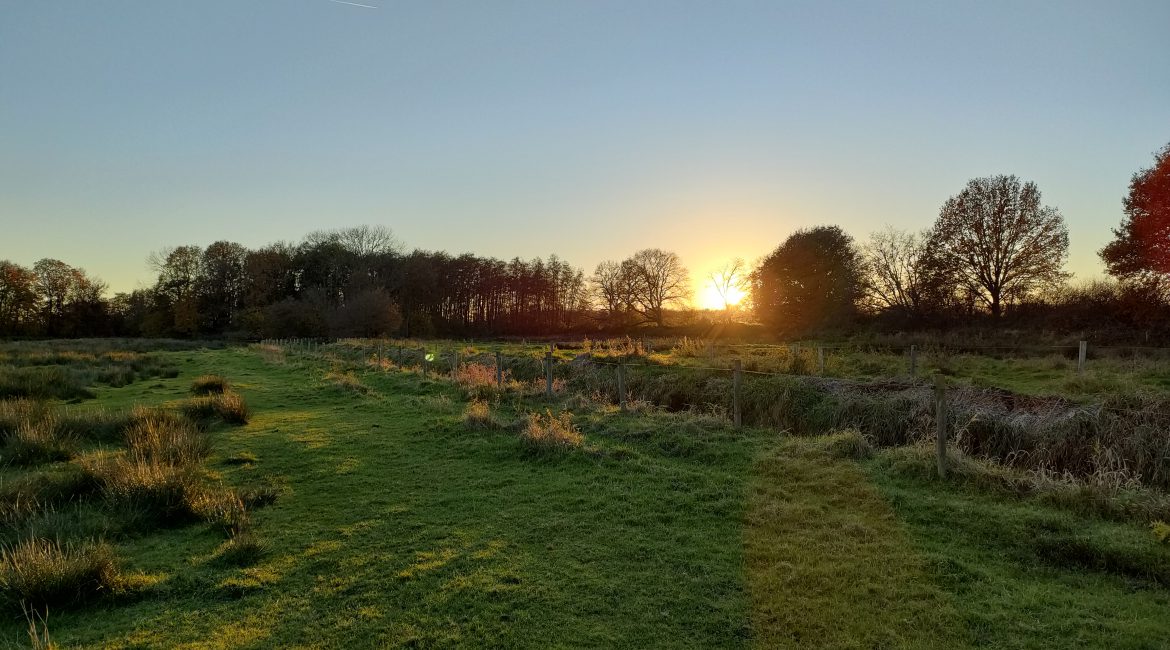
[2,0,1167,297]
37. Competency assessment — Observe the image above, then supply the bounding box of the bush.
[521,411,583,451]
[191,375,229,396]
[0,539,119,610]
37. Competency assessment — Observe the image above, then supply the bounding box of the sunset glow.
[698,284,745,311]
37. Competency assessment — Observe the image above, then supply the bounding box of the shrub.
[0,539,119,610]
[521,410,583,451]
[191,375,229,396]
[462,399,495,429]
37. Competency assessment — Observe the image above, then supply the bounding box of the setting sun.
[699,283,746,311]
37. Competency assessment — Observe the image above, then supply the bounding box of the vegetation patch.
[0,539,120,610]
[520,410,583,451]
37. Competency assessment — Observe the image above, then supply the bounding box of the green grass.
[865,452,1170,648]
[0,343,1167,647]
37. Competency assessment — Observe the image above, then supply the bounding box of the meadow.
[0,338,1168,648]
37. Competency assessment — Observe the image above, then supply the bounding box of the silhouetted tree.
[1101,142,1170,288]
[625,249,690,326]
[752,226,863,335]
[0,261,39,335]
[861,227,947,320]
[329,288,402,337]
[928,175,1069,317]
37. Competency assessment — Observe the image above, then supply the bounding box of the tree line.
[2,142,1167,340]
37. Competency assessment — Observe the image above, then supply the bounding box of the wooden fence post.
[453,350,460,379]
[545,351,553,397]
[818,346,825,375]
[1078,340,1087,374]
[934,375,947,479]
[733,360,743,429]
[618,362,627,412]
[495,351,503,388]
[910,345,918,378]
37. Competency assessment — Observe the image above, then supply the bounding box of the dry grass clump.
[3,416,77,466]
[180,391,250,426]
[1154,521,1170,545]
[521,410,583,451]
[821,429,874,460]
[190,375,229,396]
[124,408,209,465]
[186,489,249,535]
[324,371,372,395]
[454,363,506,399]
[462,399,496,429]
[0,538,119,610]
[85,456,204,525]
[0,468,99,526]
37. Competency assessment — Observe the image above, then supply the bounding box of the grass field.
[1,341,1168,647]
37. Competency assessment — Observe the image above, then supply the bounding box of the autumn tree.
[1100,142,1170,288]
[752,226,863,335]
[928,175,1069,317]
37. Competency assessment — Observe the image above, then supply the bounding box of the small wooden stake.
[618,363,627,412]
[934,374,948,479]
[1078,340,1087,374]
[495,351,503,388]
[910,345,918,378]
[545,352,553,397]
[733,360,743,429]
[818,346,825,375]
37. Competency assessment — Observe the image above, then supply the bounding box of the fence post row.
[934,374,947,479]
[733,359,743,429]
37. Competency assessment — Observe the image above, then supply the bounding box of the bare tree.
[708,258,750,320]
[862,227,932,315]
[304,225,402,258]
[929,175,1069,317]
[626,248,690,327]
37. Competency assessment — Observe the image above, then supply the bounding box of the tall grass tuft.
[190,375,229,396]
[520,410,583,451]
[462,399,495,429]
[0,539,120,610]
[124,408,209,466]
[212,531,268,567]
[3,416,76,466]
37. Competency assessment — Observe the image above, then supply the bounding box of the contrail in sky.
[328,0,379,8]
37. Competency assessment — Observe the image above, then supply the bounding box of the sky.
[2,0,1168,304]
